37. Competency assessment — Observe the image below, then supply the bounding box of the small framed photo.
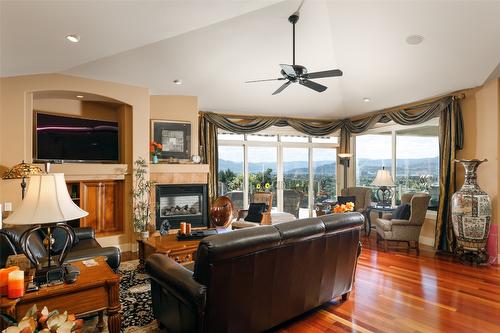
[151,120,191,160]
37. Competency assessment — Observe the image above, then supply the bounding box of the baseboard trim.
[419,236,435,247]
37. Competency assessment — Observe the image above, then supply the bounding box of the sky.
[218,146,337,163]
[356,134,439,160]
[218,133,439,164]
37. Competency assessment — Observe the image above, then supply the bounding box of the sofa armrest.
[65,246,121,271]
[73,227,95,240]
[390,219,411,226]
[381,213,393,220]
[146,254,206,308]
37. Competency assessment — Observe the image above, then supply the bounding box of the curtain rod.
[199,91,467,123]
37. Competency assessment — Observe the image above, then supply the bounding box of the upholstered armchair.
[340,187,372,227]
[231,192,273,229]
[375,193,431,253]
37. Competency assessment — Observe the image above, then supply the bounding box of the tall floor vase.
[451,159,492,264]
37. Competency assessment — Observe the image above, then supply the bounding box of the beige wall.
[150,95,199,157]
[34,98,120,122]
[0,74,150,250]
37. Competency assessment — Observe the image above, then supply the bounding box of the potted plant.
[132,158,155,238]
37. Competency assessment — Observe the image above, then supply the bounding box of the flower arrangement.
[333,202,355,213]
[1,305,83,333]
[150,141,162,162]
[255,181,271,191]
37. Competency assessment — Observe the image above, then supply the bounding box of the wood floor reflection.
[274,233,500,333]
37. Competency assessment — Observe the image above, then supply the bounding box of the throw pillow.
[244,203,268,223]
[337,196,356,205]
[391,203,411,220]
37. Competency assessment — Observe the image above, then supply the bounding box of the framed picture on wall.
[151,120,191,160]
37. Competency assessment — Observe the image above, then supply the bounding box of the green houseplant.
[132,158,155,238]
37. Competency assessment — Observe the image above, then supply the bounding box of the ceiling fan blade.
[305,69,343,79]
[272,80,292,95]
[245,78,286,83]
[299,79,327,93]
[280,64,297,77]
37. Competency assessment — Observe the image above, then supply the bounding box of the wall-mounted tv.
[34,112,119,163]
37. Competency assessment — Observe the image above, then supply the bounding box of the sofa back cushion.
[1,226,47,261]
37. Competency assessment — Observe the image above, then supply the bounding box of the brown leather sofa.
[0,225,121,271]
[146,212,364,333]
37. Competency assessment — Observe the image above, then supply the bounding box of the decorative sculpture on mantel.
[451,159,492,264]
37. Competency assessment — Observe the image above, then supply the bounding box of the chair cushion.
[392,203,411,220]
[337,196,356,205]
[244,203,267,222]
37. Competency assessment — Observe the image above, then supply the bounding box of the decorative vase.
[451,159,492,264]
[140,230,149,239]
[152,155,159,164]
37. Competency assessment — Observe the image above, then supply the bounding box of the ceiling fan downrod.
[289,14,299,66]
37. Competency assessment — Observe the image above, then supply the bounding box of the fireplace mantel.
[150,163,209,184]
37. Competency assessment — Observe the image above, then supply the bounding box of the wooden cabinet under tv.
[67,180,124,235]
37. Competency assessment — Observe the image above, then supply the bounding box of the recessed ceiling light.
[363,97,371,103]
[66,34,80,43]
[406,35,424,45]
[76,95,84,98]
[173,79,182,85]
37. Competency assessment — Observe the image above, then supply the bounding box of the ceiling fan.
[245,10,343,95]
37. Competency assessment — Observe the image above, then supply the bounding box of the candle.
[0,266,19,296]
[186,223,192,235]
[180,222,186,234]
[8,269,24,299]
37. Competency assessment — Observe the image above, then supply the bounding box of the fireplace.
[155,184,208,230]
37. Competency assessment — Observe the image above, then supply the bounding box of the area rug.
[83,259,158,333]
[119,260,157,332]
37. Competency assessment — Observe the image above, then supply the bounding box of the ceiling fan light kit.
[246,10,343,95]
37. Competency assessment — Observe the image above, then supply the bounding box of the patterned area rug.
[83,260,158,333]
[119,260,157,332]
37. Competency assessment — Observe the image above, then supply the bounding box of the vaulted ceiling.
[2,0,500,118]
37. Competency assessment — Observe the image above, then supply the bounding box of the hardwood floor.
[123,233,500,333]
[274,234,500,333]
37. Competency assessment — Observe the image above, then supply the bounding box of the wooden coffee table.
[0,257,120,333]
[137,234,202,269]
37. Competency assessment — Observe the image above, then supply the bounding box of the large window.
[354,121,439,209]
[396,126,439,209]
[218,129,338,218]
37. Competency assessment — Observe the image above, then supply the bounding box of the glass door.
[248,146,277,210]
[282,148,309,219]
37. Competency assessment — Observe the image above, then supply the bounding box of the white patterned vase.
[451,159,491,263]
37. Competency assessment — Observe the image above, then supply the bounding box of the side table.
[0,258,120,333]
[366,206,396,236]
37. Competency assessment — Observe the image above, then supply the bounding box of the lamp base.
[376,186,394,207]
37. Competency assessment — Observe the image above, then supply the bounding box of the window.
[354,121,439,209]
[396,126,439,209]
[355,132,392,188]
[217,128,339,218]
[248,146,277,209]
[218,145,244,211]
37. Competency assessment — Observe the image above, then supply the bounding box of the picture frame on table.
[151,120,191,160]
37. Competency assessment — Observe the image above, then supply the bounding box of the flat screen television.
[34,112,119,163]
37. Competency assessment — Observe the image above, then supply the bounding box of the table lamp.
[372,167,395,207]
[2,161,43,199]
[3,173,88,282]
